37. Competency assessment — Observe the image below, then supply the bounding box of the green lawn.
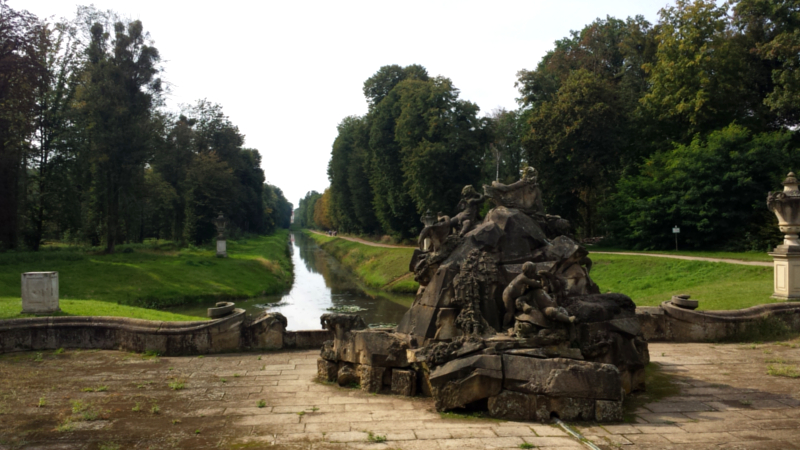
[591,254,776,310]
[0,230,292,320]
[0,297,202,321]
[307,231,418,293]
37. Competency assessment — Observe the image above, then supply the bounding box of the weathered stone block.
[216,239,227,257]
[432,368,503,411]
[358,365,386,393]
[21,272,59,314]
[337,364,358,386]
[536,396,595,421]
[334,330,410,368]
[391,369,417,396]
[429,354,502,386]
[595,399,623,422]
[317,359,337,382]
[487,389,534,421]
[503,355,622,400]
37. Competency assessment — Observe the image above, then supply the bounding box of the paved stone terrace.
[0,339,799,450]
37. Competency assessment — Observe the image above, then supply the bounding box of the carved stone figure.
[502,262,575,328]
[451,185,484,237]
[483,167,544,214]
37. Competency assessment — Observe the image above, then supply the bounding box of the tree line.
[314,0,799,250]
[0,2,292,253]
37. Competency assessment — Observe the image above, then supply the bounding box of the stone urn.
[768,172,800,247]
[768,172,800,299]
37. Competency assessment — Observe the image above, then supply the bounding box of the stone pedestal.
[21,272,60,314]
[770,248,800,300]
[216,239,227,258]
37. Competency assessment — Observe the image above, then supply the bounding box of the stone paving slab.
[0,338,799,449]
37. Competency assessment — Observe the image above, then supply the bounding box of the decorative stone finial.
[783,172,799,195]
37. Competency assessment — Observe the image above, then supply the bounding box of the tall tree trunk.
[0,142,21,250]
[106,175,117,254]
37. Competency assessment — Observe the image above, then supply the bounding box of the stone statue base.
[216,239,227,258]
[770,246,800,300]
[21,272,60,314]
[318,293,647,422]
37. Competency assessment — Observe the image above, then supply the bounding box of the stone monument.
[21,272,60,314]
[317,169,649,422]
[768,172,800,299]
[213,212,228,258]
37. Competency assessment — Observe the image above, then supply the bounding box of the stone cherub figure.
[417,185,485,251]
[502,261,575,328]
[452,185,484,237]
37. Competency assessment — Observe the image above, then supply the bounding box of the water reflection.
[169,232,414,330]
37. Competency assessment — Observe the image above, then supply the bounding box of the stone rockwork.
[318,170,649,422]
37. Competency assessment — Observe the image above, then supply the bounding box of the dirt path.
[309,230,414,249]
[592,251,772,267]
[2,339,799,449]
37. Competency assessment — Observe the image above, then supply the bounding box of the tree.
[394,77,486,216]
[0,1,45,250]
[485,108,524,185]
[525,69,627,237]
[609,124,795,249]
[23,18,84,250]
[183,151,236,244]
[328,116,362,233]
[641,0,774,141]
[313,188,334,230]
[80,18,162,253]
[733,0,800,125]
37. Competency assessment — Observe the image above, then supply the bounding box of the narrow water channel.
[170,232,415,330]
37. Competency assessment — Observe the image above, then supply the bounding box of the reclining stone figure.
[502,261,575,328]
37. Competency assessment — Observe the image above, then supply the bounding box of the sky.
[21,0,675,208]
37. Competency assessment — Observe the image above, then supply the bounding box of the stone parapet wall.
[0,311,333,355]
[638,302,800,342]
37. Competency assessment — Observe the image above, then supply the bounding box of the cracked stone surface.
[0,338,798,449]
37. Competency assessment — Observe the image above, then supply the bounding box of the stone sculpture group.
[318,169,649,422]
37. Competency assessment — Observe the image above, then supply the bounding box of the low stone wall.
[3,302,798,355]
[0,311,333,355]
[637,302,800,342]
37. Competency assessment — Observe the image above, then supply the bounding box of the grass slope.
[306,232,418,293]
[591,254,776,310]
[0,298,202,321]
[0,230,292,319]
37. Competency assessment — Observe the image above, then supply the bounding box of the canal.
[170,232,415,330]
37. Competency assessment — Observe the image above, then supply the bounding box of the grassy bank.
[307,230,778,310]
[306,231,418,293]
[0,230,292,319]
[0,298,202,321]
[590,254,775,310]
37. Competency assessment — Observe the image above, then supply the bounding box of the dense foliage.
[316,0,800,250]
[0,2,291,252]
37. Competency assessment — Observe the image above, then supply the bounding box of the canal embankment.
[306,230,419,294]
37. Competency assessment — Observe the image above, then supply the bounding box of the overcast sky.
[21,0,674,207]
